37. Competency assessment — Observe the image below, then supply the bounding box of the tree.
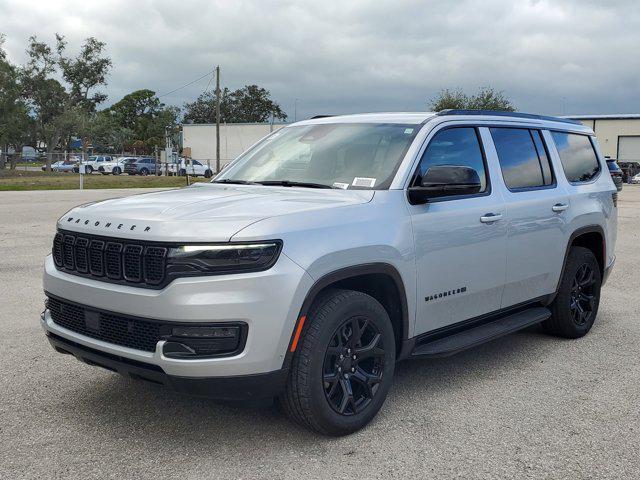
[183,84,287,124]
[430,86,515,112]
[107,90,179,152]
[0,35,32,169]
[108,89,163,130]
[19,34,111,170]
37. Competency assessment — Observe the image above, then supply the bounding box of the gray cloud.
[1,0,639,119]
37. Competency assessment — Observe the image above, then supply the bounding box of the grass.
[0,169,209,191]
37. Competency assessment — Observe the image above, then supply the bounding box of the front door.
[408,126,507,335]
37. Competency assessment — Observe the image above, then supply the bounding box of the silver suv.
[42,110,617,435]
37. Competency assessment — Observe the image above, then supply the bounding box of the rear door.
[486,127,570,307]
[408,125,508,334]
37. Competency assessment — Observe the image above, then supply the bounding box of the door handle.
[552,203,569,212]
[480,213,503,223]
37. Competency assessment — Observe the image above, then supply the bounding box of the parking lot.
[0,187,638,479]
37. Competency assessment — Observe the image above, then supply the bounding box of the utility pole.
[215,65,221,173]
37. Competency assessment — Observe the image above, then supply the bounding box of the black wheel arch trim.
[549,224,606,304]
[283,263,410,369]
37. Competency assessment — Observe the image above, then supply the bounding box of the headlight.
[166,241,282,275]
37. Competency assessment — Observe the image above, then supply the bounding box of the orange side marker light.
[290,316,307,352]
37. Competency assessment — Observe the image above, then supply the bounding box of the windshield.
[215,123,419,189]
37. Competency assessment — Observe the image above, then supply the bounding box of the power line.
[158,70,215,98]
[202,71,214,95]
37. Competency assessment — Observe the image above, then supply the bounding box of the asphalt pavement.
[0,187,638,479]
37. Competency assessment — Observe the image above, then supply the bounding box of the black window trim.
[489,126,558,193]
[407,125,492,203]
[550,129,602,185]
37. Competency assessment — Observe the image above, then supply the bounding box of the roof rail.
[436,109,583,125]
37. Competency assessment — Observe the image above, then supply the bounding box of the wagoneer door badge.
[425,286,467,302]
[65,216,151,232]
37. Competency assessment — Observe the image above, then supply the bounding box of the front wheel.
[544,246,601,338]
[85,165,93,174]
[280,289,396,436]
[140,168,149,176]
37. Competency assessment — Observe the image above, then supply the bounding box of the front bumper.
[42,253,314,377]
[47,332,288,401]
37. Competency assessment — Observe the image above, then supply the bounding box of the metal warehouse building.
[567,114,640,161]
[181,123,286,169]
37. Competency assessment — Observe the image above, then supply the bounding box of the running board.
[410,307,551,358]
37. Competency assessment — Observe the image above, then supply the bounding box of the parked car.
[43,160,76,172]
[42,161,65,171]
[123,157,157,175]
[42,110,617,435]
[606,158,623,191]
[98,157,135,175]
[168,158,214,177]
[631,173,640,184]
[80,155,113,174]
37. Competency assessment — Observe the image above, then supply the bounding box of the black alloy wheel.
[323,316,385,416]
[570,263,597,326]
[544,246,601,338]
[281,289,396,435]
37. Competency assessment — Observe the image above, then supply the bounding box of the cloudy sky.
[1,0,639,120]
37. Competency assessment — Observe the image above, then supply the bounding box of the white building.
[566,114,640,161]
[181,122,287,170]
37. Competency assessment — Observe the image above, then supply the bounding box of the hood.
[58,183,374,242]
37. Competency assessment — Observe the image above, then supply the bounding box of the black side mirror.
[408,165,482,204]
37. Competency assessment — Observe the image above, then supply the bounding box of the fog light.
[171,326,238,338]
[162,324,244,359]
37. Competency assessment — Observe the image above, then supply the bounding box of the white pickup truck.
[167,158,214,178]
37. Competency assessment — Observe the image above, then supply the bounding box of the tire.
[543,246,601,339]
[204,169,212,178]
[280,289,396,436]
[85,165,93,174]
[179,169,186,177]
[113,167,121,175]
[140,168,149,176]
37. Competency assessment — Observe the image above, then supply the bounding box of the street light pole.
[215,65,221,173]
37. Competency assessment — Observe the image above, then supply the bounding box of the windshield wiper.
[212,179,261,185]
[257,180,335,189]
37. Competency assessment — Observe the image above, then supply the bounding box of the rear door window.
[490,128,554,190]
[551,132,600,183]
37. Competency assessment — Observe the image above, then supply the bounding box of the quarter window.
[415,127,488,192]
[490,128,554,190]
[551,132,600,183]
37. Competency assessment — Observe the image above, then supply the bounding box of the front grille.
[52,230,167,288]
[47,296,162,352]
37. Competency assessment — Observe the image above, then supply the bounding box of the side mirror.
[408,165,482,204]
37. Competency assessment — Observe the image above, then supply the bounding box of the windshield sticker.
[404,128,414,135]
[352,177,376,188]
[333,182,350,190]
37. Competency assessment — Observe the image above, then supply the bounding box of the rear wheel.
[112,167,121,175]
[85,165,93,174]
[544,246,601,338]
[204,169,212,178]
[280,289,396,436]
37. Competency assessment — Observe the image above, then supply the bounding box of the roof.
[564,114,640,120]
[294,111,588,130]
[295,112,437,125]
